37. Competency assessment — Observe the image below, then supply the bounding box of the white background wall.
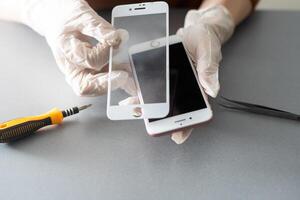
[258,0,300,10]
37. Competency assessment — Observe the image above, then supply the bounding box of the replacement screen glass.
[107,2,169,120]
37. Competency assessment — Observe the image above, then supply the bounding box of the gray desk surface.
[1,9,300,200]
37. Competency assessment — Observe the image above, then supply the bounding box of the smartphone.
[130,35,212,135]
[108,1,169,120]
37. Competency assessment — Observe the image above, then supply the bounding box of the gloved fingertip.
[118,29,129,43]
[204,87,218,98]
[121,77,137,96]
[118,98,130,106]
[176,28,184,37]
[105,29,129,48]
[108,70,130,91]
[118,96,139,106]
[198,72,220,98]
[171,129,193,144]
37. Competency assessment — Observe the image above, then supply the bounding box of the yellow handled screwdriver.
[0,104,92,143]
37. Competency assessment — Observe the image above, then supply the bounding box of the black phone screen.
[149,42,207,122]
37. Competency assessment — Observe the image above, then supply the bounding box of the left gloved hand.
[0,0,132,97]
[171,5,235,144]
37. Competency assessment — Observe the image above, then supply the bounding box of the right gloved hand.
[172,5,235,144]
[0,0,130,96]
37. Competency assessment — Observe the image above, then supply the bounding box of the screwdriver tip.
[78,104,92,111]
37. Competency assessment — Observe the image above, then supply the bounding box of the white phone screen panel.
[107,5,169,120]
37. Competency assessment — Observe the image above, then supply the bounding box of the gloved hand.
[172,5,235,144]
[0,0,130,96]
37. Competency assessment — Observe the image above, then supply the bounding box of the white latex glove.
[171,5,235,144]
[0,0,130,96]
